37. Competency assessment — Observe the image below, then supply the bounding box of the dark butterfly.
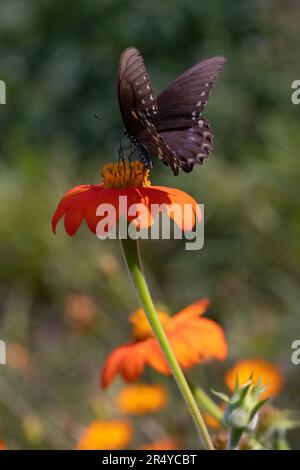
[117,47,225,176]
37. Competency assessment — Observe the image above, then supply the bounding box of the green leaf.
[249,397,269,421]
[211,389,230,403]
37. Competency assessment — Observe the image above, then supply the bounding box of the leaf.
[211,389,230,403]
[249,397,269,421]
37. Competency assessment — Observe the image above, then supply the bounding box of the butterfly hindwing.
[160,118,213,173]
[134,110,181,175]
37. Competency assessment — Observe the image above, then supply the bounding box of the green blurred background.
[1,0,300,449]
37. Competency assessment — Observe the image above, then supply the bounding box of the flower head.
[76,420,133,450]
[117,383,168,415]
[64,293,98,331]
[101,299,227,388]
[225,358,283,400]
[52,161,201,236]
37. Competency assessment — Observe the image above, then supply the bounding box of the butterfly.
[117,47,225,176]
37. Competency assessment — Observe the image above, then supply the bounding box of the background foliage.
[0,0,299,449]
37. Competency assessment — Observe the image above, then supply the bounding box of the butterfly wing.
[117,47,180,171]
[134,110,181,175]
[155,56,226,130]
[117,49,225,175]
[159,118,213,173]
[117,47,158,138]
[153,56,225,174]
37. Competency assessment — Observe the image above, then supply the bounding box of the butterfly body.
[117,47,225,175]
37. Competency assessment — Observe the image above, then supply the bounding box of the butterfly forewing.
[118,47,158,137]
[155,56,226,131]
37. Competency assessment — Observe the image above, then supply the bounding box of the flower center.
[101,161,151,189]
[130,308,171,341]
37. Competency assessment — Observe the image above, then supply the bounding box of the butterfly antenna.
[94,114,122,127]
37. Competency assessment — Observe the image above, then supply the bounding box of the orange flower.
[52,161,201,236]
[225,358,283,400]
[203,413,221,429]
[101,299,227,388]
[0,440,6,450]
[77,420,133,450]
[7,342,36,375]
[140,439,180,450]
[203,403,225,429]
[64,293,98,331]
[117,383,168,415]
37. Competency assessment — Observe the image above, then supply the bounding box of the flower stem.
[120,237,214,450]
[228,428,243,450]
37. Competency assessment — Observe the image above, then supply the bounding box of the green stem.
[120,237,214,450]
[193,386,224,422]
[228,428,243,450]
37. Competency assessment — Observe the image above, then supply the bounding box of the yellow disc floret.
[101,161,151,189]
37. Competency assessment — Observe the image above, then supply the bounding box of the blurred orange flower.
[64,293,98,330]
[52,161,201,236]
[203,403,225,429]
[0,440,6,450]
[101,299,227,388]
[203,413,221,429]
[77,420,133,450]
[7,342,36,376]
[225,358,283,400]
[117,383,168,415]
[140,439,180,450]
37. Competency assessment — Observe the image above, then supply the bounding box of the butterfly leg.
[118,137,131,163]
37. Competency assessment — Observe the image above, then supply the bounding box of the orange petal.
[172,299,210,326]
[84,188,120,235]
[101,344,132,389]
[147,342,170,374]
[169,333,203,368]
[101,341,151,388]
[64,201,85,236]
[52,185,103,234]
[181,318,228,360]
[119,350,147,382]
[154,186,201,231]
